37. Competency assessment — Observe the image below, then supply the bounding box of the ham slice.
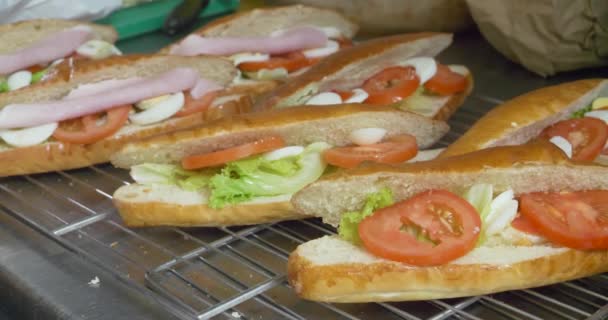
[170,27,327,56]
[0,68,222,129]
[0,26,93,75]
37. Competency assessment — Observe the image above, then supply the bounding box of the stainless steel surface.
[1,30,608,320]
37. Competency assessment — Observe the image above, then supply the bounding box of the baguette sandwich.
[288,141,608,302]
[254,32,473,121]
[0,19,119,92]
[110,104,449,227]
[0,54,247,177]
[163,5,358,95]
[440,79,608,163]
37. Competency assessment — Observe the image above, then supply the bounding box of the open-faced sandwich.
[110,104,449,227]
[255,32,473,121]
[440,79,608,163]
[0,54,249,176]
[288,141,608,302]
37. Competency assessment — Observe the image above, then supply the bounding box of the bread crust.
[160,5,358,54]
[440,79,607,158]
[0,95,251,177]
[0,19,117,55]
[288,238,608,302]
[114,195,305,227]
[111,104,449,168]
[254,33,453,110]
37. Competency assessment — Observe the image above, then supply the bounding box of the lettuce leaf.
[338,188,394,245]
[208,142,331,209]
[130,142,331,209]
[572,104,592,118]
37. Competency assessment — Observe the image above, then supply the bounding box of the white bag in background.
[0,0,122,23]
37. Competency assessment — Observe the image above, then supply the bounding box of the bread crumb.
[88,276,100,287]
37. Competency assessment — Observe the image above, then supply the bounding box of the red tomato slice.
[181,136,286,170]
[362,66,420,105]
[174,91,218,117]
[520,191,608,250]
[52,105,132,144]
[424,64,467,95]
[323,134,418,168]
[511,213,541,236]
[539,118,608,161]
[359,189,481,266]
[238,52,318,73]
[333,90,354,101]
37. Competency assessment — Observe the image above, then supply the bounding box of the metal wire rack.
[1,92,607,320]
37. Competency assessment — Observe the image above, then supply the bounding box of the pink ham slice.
[170,27,327,56]
[0,68,222,129]
[0,26,93,75]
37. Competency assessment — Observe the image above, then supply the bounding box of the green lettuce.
[31,69,48,84]
[572,105,593,118]
[0,78,8,93]
[130,142,331,209]
[338,188,394,245]
[208,142,331,208]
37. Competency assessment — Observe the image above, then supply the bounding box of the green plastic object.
[96,0,239,40]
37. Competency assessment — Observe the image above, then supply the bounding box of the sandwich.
[288,141,608,302]
[0,19,119,92]
[254,32,473,121]
[440,79,608,162]
[0,54,245,177]
[162,5,358,95]
[110,104,449,227]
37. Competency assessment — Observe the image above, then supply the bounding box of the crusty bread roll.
[254,33,473,121]
[161,5,357,53]
[111,104,449,227]
[440,79,608,158]
[111,104,448,168]
[0,54,246,177]
[288,235,608,302]
[288,141,608,302]
[0,19,117,55]
[292,141,608,226]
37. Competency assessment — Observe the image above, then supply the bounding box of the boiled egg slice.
[403,57,437,84]
[129,92,184,125]
[549,136,573,158]
[0,122,58,147]
[305,92,342,105]
[349,128,387,146]
[76,40,122,59]
[303,40,339,59]
[344,89,369,103]
[230,53,270,66]
[7,70,32,91]
[264,146,305,161]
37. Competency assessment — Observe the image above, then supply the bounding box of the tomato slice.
[181,136,286,170]
[323,134,418,168]
[362,66,420,105]
[424,64,467,95]
[539,118,608,161]
[359,189,481,266]
[520,191,608,249]
[511,213,541,236]
[52,105,132,144]
[238,52,318,73]
[333,90,354,101]
[174,91,218,117]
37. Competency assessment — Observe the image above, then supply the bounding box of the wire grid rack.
[0,95,608,320]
